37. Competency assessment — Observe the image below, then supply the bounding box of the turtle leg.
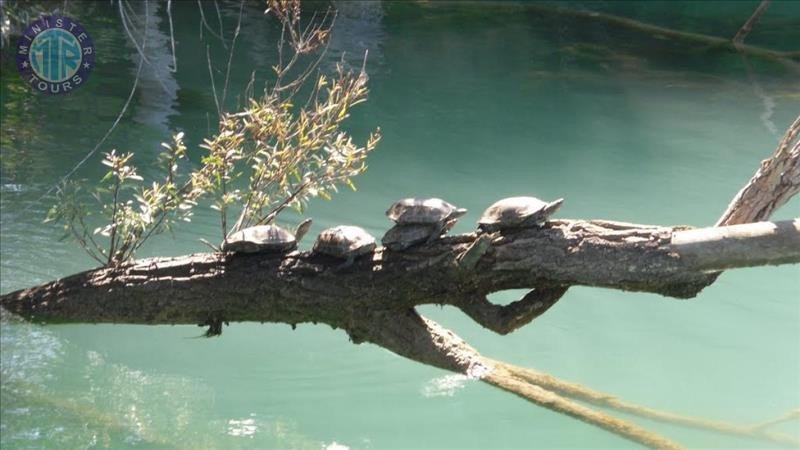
[455,286,569,335]
[457,234,493,270]
[424,221,445,244]
[336,254,355,271]
[199,316,225,337]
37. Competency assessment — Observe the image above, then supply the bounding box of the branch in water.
[732,0,772,45]
[355,311,798,449]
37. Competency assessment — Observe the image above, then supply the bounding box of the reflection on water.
[123,0,179,132]
[421,374,470,398]
[1,1,799,449]
[0,312,343,449]
[227,415,258,437]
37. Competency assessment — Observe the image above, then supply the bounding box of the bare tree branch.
[717,116,800,226]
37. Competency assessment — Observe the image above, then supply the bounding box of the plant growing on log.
[45,133,197,266]
[199,65,381,243]
[46,0,380,263]
[200,0,381,243]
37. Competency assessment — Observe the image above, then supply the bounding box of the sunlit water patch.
[421,374,470,398]
[0,312,216,449]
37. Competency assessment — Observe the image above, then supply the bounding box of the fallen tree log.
[1,219,797,331]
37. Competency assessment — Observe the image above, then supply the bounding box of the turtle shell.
[222,225,297,253]
[386,198,467,224]
[313,225,376,259]
[478,197,563,232]
[381,223,437,251]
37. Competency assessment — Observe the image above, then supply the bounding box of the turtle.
[313,225,376,268]
[221,218,312,253]
[478,196,563,232]
[381,219,457,251]
[385,198,466,243]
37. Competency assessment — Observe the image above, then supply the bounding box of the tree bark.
[2,219,798,329]
[717,116,800,226]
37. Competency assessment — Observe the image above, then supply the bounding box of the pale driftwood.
[671,219,800,271]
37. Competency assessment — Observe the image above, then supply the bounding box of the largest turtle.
[386,197,466,225]
[384,198,466,246]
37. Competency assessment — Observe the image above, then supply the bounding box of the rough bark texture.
[5,219,799,329]
[717,116,800,226]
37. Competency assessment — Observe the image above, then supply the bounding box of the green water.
[2,1,799,449]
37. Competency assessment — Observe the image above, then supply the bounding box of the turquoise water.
[1,1,799,449]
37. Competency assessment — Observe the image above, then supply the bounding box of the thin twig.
[24,2,148,214]
[118,0,151,65]
[733,0,772,45]
[206,45,221,117]
[106,177,121,266]
[213,0,225,40]
[220,0,245,112]
[166,0,177,72]
[197,0,227,48]
[256,181,308,226]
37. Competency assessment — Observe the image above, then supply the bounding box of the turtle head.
[294,218,313,242]
[544,198,564,217]
[450,208,468,220]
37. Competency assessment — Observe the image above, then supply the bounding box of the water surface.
[1,1,799,449]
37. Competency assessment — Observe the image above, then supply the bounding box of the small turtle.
[222,219,312,253]
[313,225,376,267]
[385,198,466,243]
[381,219,457,251]
[478,196,563,232]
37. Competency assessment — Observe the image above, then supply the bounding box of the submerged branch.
[733,0,772,46]
[496,363,800,447]
[355,311,797,449]
[524,3,799,71]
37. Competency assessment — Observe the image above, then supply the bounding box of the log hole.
[487,289,532,306]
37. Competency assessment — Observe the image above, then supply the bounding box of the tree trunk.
[2,219,797,330]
